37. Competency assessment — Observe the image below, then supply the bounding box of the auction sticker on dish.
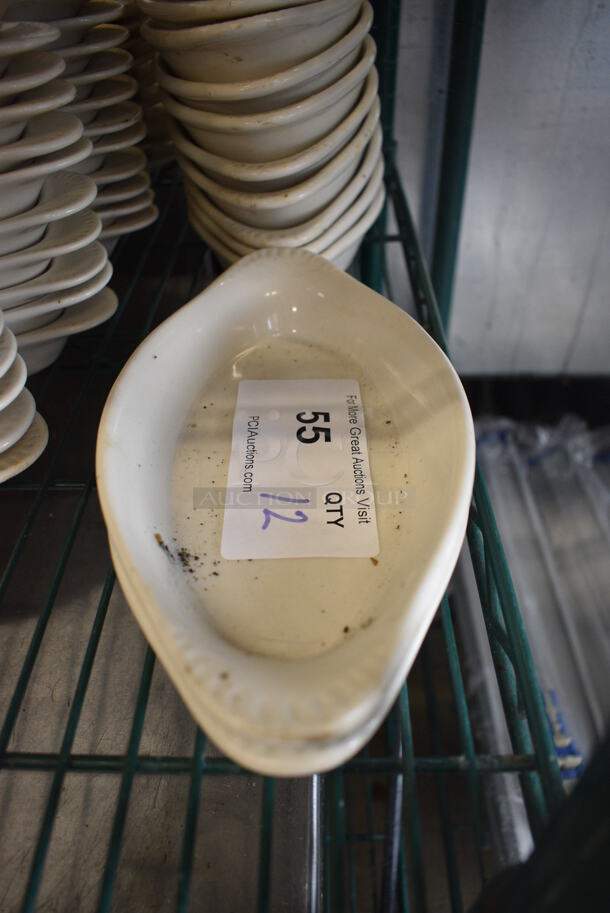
[221,380,379,559]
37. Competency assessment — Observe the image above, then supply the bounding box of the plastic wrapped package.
[474,418,610,767]
[454,417,610,863]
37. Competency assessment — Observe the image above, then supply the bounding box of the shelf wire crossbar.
[0,750,553,777]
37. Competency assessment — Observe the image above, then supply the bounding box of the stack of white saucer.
[119,0,173,167]
[0,20,79,479]
[4,1,158,248]
[0,304,48,484]
[0,17,118,415]
[0,26,52,478]
[138,0,384,270]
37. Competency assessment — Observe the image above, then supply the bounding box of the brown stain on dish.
[370,557,378,566]
[177,546,200,568]
[154,532,174,559]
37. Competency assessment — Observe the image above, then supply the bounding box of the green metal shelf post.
[431,0,487,329]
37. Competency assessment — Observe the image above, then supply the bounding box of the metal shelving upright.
[0,1,577,911]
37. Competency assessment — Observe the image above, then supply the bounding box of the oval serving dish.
[96,249,475,775]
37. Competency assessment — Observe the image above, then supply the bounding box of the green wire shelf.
[0,5,571,903]
[0,162,564,913]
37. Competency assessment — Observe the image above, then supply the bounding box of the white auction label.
[221,379,379,559]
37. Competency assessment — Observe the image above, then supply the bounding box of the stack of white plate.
[4,1,159,248]
[0,21,63,478]
[119,0,173,167]
[0,17,118,383]
[0,307,48,483]
[139,0,384,270]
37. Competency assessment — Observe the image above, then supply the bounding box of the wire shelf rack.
[0,163,564,913]
[0,1,568,908]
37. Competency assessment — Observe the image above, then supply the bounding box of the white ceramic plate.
[312,164,384,250]
[0,22,61,61]
[185,195,250,257]
[18,286,118,374]
[321,182,384,267]
[70,48,133,89]
[137,0,318,24]
[0,411,48,484]
[184,124,383,250]
[187,190,386,274]
[176,97,380,230]
[7,0,125,51]
[0,171,97,257]
[90,147,147,186]
[142,0,360,83]
[168,67,378,192]
[185,210,242,269]
[75,123,148,175]
[63,75,137,124]
[0,209,101,289]
[90,119,147,155]
[99,203,158,238]
[0,241,107,308]
[69,47,133,93]
[161,42,376,164]
[0,325,17,378]
[0,111,83,174]
[0,51,65,100]
[187,157,384,261]
[95,169,150,204]
[0,78,76,145]
[0,136,92,220]
[154,2,372,114]
[83,100,143,138]
[0,386,35,453]
[0,353,27,410]
[4,260,113,334]
[96,189,154,221]
[0,171,96,242]
[10,311,61,337]
[61,24,129,75]
[96,249,475,775]
[203,184,385,273]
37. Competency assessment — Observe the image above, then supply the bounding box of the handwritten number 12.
[260,492,310,531]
